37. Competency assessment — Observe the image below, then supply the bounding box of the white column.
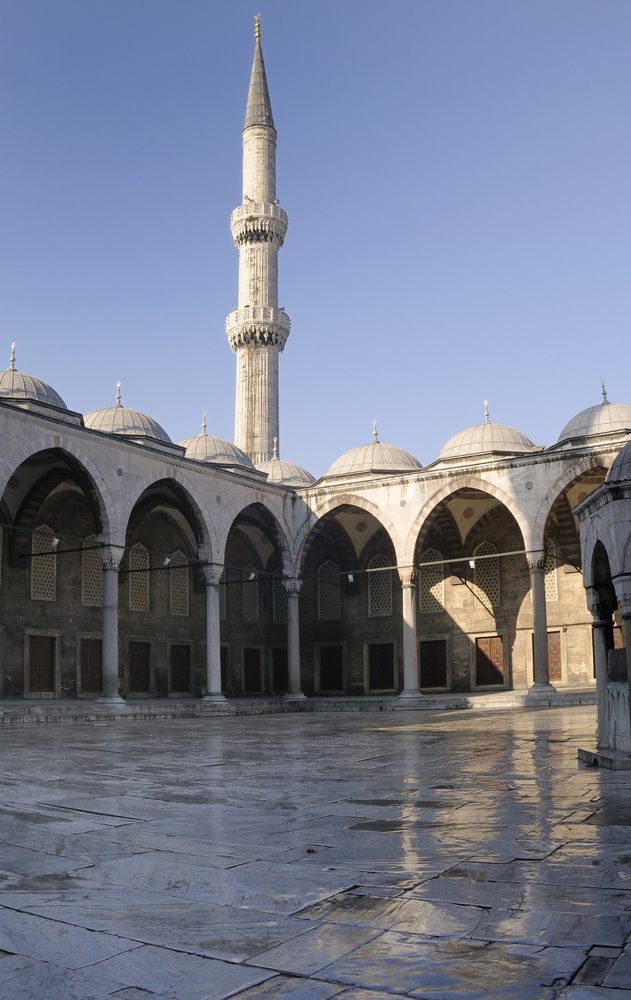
[97,550,124,704]
[283,579,306,700]
[611,577,631,750]
[528,555,555,690]
[398,571,421,698]
[202,566,227,702]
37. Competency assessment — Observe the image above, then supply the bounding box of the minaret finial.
[201,411,207,435]
[372,420,379,442]
[272,436,278,459]
[484,400,490,423]
[116,382,122,406]
[254,14,261,39]
[601,379,608,403]
[9,343,15,371]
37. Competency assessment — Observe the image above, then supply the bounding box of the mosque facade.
[1,25,630,705]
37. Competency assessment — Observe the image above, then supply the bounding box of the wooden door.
[272,647,288,692]
[368,642,395,690]
[80,638,102,693]
[29,635,55,693]
[420,639,447,688]
[170,644,191,693]
[319,645,344,691]
[475,636,504,686]
[128,641,151,693]
[243,648,262,693]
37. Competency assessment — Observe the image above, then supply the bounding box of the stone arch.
[0,436,117,541]
[532,455,611,553]
[295,494,402,574]
[219,498,294,578]
[403,476,532,568]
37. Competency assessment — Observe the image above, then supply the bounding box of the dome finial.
[601,379,609,403]
[254,13,261,39]
[272,435,278,459]
[373,420,379,442]
[9,343,15,371]
[484,400,490,423]
[115,382,122,406]
[201,411,207,435]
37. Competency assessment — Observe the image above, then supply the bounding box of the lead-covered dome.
[178,414,254,469]
[85,384,171,443]
[607,440,631,483]
[558,387,631,444]
[439,409,536,461]
[257,443,314,486]
[0,344,67,409]
[326,426,422,478]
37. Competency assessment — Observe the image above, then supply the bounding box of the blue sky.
[0,1,629,477]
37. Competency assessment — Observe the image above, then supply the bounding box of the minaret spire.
[226,18,290,465]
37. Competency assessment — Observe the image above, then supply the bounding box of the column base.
[283,691,307,701]
[202,693,228,703]
[398,689,423,699]
[96,695,125,704]
[529,682,557,692]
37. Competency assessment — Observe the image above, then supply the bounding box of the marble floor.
[0,705,630,999]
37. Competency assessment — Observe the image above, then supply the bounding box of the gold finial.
[254,14,261,39]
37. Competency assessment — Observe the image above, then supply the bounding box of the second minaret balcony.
[226,306,290,352]
[230,202,288,247]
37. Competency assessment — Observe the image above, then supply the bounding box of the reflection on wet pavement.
[1,705,631,998]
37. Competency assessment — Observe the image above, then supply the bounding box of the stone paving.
[0,705,630,999]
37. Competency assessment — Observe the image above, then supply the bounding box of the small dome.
[178,413,254,469]
[439,421,536,460]
[558,387,631,444]
[85,384,170,443]
[326,426,422,478]
[257,442,314,486]
[607,441,631,483]
[0,344,67,409]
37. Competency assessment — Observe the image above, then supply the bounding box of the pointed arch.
[219,497,294,577]
[296,494,401,575]
[532,455,611,552]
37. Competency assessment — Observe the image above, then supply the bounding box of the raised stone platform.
[0,687,596,725]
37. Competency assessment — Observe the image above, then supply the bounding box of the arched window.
[170,551,189,616]
[544,539,558,601]
[273,572,288,623]
[318,560,341,621]
[368,553,392,617]
[82,535,103,606]
[473,541,500,609]
[129,543,150,611]
[419,548,444,613]
[31,525,56,601]
[218,570,227,621]
[242,564,259,623]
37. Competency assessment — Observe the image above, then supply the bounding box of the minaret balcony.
[230,203,288,247]
[226,306,290,351]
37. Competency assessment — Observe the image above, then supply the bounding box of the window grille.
[82,535,103,606]
[218,571,227,620]
[242,564,259,623]
[170,550,189,616]
[129,543,150,611]
[318,560,341,621]
[419,548,444,613]
[544,540,558,601]
[473,541,500,610]
[31,525,56,601]
[368,553,393,616]
[273,573,288,623]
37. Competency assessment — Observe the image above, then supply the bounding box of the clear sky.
[0,1,629,477]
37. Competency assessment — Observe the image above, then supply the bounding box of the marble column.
[589,599,614,749]
[612,576,631,750]
[202,566,227,702]
[283,579,306,700]
[398,571,421,698]
[97,551,124,703]
[528,554,555,690]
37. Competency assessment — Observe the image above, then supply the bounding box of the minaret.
[226,16,290,465]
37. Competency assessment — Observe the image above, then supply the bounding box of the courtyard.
[0,705,630,999]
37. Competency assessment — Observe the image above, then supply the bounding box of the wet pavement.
[0,705,630,999]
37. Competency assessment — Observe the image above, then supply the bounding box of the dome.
[607,440,631,483]
[439,414,536,461]
[85,384,171,443]
[558,388,631,444]
[257,444,314,486]
[326,427,422,478]
[178,414,254,469]
[0,344,67,409]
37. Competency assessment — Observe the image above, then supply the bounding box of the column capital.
[202,564,224,586]
[99,546,122,570]
[282,577,302,597]
[585,586,616,622]
[527,551,546,572]
[613,574,631,613]
[398,567,416,588]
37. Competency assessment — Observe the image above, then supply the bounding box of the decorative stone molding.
[231,203,288,247]
[226,306,290,351]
